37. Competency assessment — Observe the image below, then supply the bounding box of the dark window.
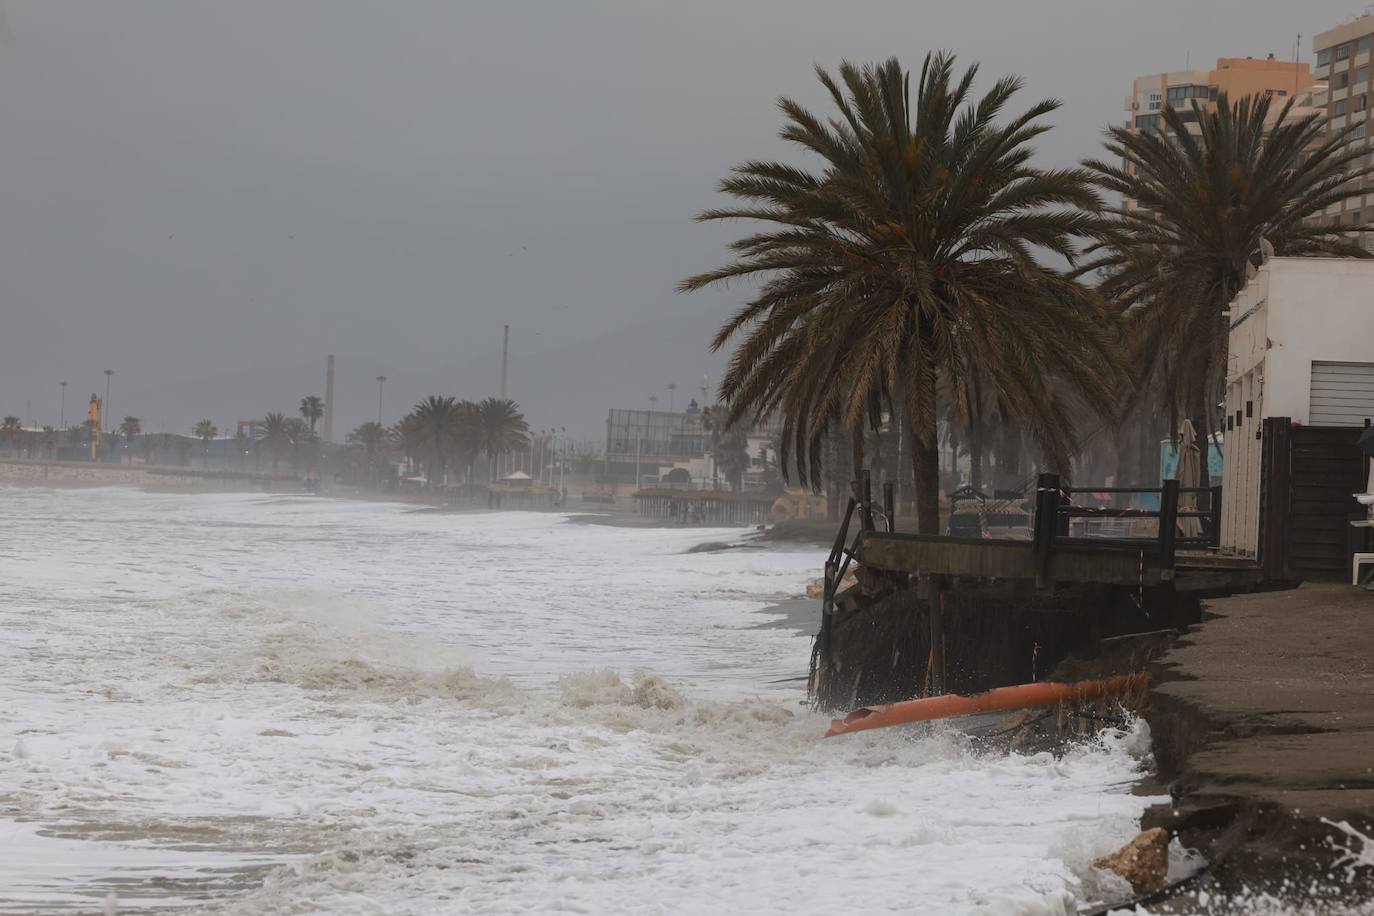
[1361,36,1372,53]
[1318,48,1332,66]
[1336,99,1348,116]
[1359,65,1371,83]
[1359,95,1369,112]
[1134,113,1160,130]
[1166,85,1211,102]
[1337,42,1351,61]
[1354,121,1367,140]
[1352,210,1363,225]
[1336,72,1350,90]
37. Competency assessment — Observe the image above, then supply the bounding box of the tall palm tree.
[284,418,310,472]
[348,421,392,481]
[299,396,324,437]
[1081,92,1373,431]
[118,417,141,464]
[680,54,1120,533]
[407,396,470,488]
[257,412,291,472]
[1,417,20,455]
[476,397,530,481]
[701,405,750,491]
[194,420,218,466]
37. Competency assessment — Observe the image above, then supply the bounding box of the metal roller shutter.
[1309,361,1374,427]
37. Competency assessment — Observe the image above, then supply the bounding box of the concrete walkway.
[1143,583,1374,900]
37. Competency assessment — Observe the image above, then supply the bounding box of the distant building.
[603,407,779,488]
[1314,14,1374,231]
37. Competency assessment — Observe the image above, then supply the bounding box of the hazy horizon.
[1,0,1361,440]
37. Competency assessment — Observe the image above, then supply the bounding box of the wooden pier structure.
[633,487,774,526]
[811,471,1260,708]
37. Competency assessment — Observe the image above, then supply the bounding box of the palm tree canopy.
[348,421,390,450]
[194,419,217,442]
[680,53,1121,489]
[299,396,324,424]
[257,413,291,450]
[1081,92,1374,418]
[120,417,142,438]
[476,398,530,460]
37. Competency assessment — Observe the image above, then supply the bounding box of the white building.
[1220,257,1374,556]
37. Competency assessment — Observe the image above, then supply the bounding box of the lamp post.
[103,370,114,433]
[376,376,387,425]
[667,382,676,414]
[59,381,67,429]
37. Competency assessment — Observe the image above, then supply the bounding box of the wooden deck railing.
[1032,473,1221,583]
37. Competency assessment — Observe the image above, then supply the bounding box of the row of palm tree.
[684,52,1371,533]
[346,396,531,490]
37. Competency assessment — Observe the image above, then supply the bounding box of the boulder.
[1093,827,1169,895]
[804,569,857,599]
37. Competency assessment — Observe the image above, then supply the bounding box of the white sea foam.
[1,487,1161,913]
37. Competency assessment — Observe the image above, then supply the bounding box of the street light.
[667,382,677,414]
[59,381,67,429]
[376,376,387,425]
[103,370,114,434]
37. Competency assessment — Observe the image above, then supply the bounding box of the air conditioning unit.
[1130,100,1140,110]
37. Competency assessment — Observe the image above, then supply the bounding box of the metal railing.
[1032,473,1221,582]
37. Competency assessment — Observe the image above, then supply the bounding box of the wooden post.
[1158,478,1179,577]
[1260,418,1293,582]
[883,480,895,533]
[861,469,874,532]
[1208,485,1223,548]
[1033,473,1060,589]
[923,574,946,695]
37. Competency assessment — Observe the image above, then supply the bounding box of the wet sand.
[1142,584,1374,905]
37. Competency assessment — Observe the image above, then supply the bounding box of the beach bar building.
[1220,257,1374,577]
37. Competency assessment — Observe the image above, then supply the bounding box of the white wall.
[1263,258,1374,424]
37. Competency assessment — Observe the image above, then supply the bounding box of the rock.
[804,569,858,599]
[1093,827,1169,895]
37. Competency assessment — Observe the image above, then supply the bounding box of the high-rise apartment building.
[1122,56,1318,210]
[1314,14,1374,229]
[1126,56,1314,134]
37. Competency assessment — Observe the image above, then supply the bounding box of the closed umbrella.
[1176,420,1202,540]
[1359,427,1374,496]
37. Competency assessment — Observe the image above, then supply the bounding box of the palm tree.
[406,396,459,488]
[299,396,324,437]
[1081,92,1373,433]
[702,405,750,491]
[680,54,1121,533]
[257,412,291,472]
[1,417,20,455]
[194,420,218,466]
[348,421,391,481]
[118,417,141,464]
[284,418,310,472]
[476,397,530,482]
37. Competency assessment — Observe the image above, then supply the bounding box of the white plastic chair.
[1355,553,1374,586]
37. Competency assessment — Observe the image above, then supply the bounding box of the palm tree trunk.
[968,418,984,493]
[909,417,941,536]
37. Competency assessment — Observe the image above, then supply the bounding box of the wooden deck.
[856,532,1262,592]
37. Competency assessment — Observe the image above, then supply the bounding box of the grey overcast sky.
[0,0,1363,440]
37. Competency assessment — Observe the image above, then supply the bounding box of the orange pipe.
[824,674,1148,737]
